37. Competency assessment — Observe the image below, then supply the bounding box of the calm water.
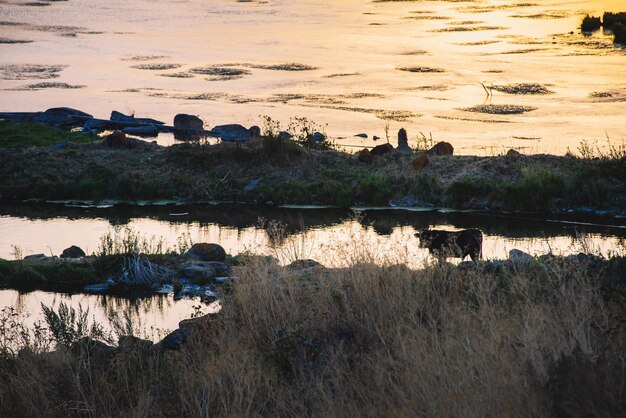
[1,202,624,339]
[1,0,625,154]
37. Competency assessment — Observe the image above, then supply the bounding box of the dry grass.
[1,231,624,417]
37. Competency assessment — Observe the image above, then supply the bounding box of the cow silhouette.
[417,229,483,262]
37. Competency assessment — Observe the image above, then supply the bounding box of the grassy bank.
[0,121,624,213]
[0,250,624,416]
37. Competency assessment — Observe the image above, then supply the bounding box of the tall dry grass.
[0,237,624,417]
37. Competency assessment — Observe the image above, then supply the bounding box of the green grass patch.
[0,120,96,148]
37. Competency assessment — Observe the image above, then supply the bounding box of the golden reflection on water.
[1,215,623,267]
[0,0,625,154]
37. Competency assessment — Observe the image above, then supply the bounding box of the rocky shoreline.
[1,110,624,217]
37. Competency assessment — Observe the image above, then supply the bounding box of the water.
[1,202,624,340]
[1,0,625,154]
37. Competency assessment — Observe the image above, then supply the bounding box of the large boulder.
[211,124,251,142]
[181,264,217,283]
[356,148,373,164]
[185,243,226,262]
[370,143,394,156]
[509,249,533,264]
[397,128,411,153]
[411,153,429,171]
[428,141,454,156]
[82,118,109,133]
[33,107,93,127]
[60,245,86,259]
[110,110,164,126]
[104,130,127,147]
[173,114,204,131]
[122,125,159,137]
[118,336,153,353]
[506,149,521,158]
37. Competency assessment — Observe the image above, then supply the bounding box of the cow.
[417,229,483,262]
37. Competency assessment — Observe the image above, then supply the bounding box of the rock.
[104,130,127,147]
[185,243,226,262]
[428,141,454,156]
[174,284,218,300]
[0,112,38,123]
[287,259,323,269]
[118,335,153,352]
[60,245,85,259]
[485,260,505,274]
[370,143,394,156]
[465,198,490,210]
[211,124,251,142]
[110,110,164,126]
[23,253,47,260]
[509,249,533,264]
[122,125,159,137]
[156,284,174,294]
[249,125,261,139]
[70,337,115,358]
[157,328,190,351]
[373,135,380,141]
[52,140,68,150]
[181,264,217,283]
[506,149,521,158]
[278,131,293,140]
[32,107,93,127]
[397,128,411,153]
[357,148,373,164]
[84,283,110,293]
[411,153,429,171]
[214,276,237,283]
[174,113,204,131]
[82,118,108,133]
[458,260,477,269]
[309,132,326,142]
[179,313,216,332]
[244,178,262,193]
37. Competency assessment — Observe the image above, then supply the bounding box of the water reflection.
[0,289,220,341]
[0,202,624,265]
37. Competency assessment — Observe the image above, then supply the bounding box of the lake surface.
[1,0,625,154]
[1,201,624,340]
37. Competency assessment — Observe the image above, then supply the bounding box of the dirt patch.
[160,72,195,78]
[0,37,33,44]
[251,63,318,71]
[432,26,507,32]
[189,66,251,80]
[510,10,572,19]
[121,55,169,61]
[322,73,361,78]
[9,82,85,91]
[131,63,182,70]
[588,90,626,102]
[434,115,514,124]
[397,66,445,73]
[455,40,500,46]
[0,64,66,80]
[492,83,553,95]
[460,104,537,115]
